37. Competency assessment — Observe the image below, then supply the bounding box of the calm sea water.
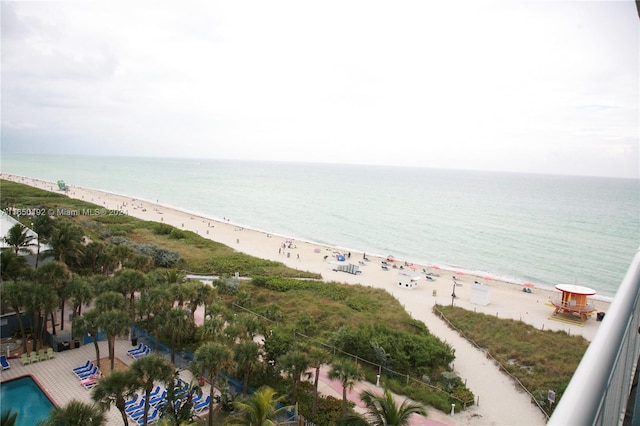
[2,153,638,298]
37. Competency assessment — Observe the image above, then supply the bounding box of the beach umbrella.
[408,264,418,271]
[387,255,396,262]
[431,265,441,270]
[523,282,535,288]
[483,276,493,281]
[455,271,465,276]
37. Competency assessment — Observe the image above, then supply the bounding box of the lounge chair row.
[127,343,151,359]
[71,360,102,389]
[123,384,210,424]
[21,348,54,365]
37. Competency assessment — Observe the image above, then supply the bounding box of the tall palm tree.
[91,369,137,426]
[346,388,427,426]
[73,310,102,369]
[33,213,54,268]
[69,275,94,317]
[0,249,28,283]
[47,220,84,267]
[112,269,147,321]
[1,280,30,352]
[159,307,194,364]
[185,280,211,322]
[3,223,35,255]
[99,309,130,371]
[228,386,286,426]
[26,281,57,353]
[191,342,232,426]
[95,291,127,312]
[130,355,175,426]
[328,360,363,419]
[38,400,105,426]
[36,261,72,333]
[307,346,331,416]
[137,285,172,350]
[233,341,261,396]
[277,350,310,404]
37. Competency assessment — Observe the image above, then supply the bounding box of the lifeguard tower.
[550,284,596,321]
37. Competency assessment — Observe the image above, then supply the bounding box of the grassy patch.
[434,304,589,416]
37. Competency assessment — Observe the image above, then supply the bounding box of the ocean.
[2,153,638,299]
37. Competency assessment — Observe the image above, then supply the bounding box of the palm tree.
[328,360,363,419]
[307,346,331,416]
[137,285,172,350]
[277,350,310,404]
[159,307,194,364]
[0,249,29,283]
[350,388,427,426]
[47,220,84,267]
[228,386,286,426]
[191,342,232,426]
[38,400,105,426]
[36,261,72,333]
[73,310,102,369]
[130,355,175,426]
[91,369,137,426]
[95,291,127,312]
[112,269,147,321]
[109,244,135,271]
[33,213,54,268]
[185,280,212,322]
[26,281,57,353]
[68,275,94,317]
[99,309,130,371]
[233,341,261,396]
[1,280,30,352]
[3,223,35,255]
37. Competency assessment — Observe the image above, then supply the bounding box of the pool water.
[1,376,55,425]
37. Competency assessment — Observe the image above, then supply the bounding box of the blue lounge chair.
[193,395,211,413]
[127,343,143,354]
[125,397,146,414]
[127,344,148,358]
[132,347,150,359]
[148,385,162,399]
[72,360,92,373]
[148,390,166,406]
[135,408,159,425]
[77,366,98,379]
[1,355,10,370]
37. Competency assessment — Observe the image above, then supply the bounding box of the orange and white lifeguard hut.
[550,284,596,321]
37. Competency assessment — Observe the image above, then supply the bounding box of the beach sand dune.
[2,174,609,425]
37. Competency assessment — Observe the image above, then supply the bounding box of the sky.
[1,1,639,178]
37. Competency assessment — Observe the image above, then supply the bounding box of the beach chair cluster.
[20,348,54,365]
[123,380,210,425]
[1,355,10,370]
[127,343,151,359]
[72,360,101,390]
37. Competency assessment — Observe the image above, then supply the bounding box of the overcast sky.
[2,1,638,178]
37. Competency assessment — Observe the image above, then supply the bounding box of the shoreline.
[2,172,612,425]
[2,171,612,303]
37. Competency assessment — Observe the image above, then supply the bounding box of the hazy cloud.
[1,0,638,178]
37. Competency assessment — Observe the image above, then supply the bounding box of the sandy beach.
[2,174,611,425]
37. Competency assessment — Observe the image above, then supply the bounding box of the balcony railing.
[548,248,640,426]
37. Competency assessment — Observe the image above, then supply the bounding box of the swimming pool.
[1,376,55,426]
